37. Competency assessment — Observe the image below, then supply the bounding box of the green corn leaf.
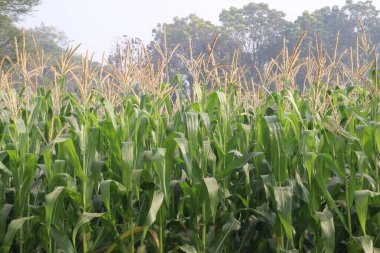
[203,177,219,222]
[368,191,380,207]
[20,153,37,201]
[305,152,315,185]
[121,141,134,169]
[85,127,100,174]
[316,210,335,253]
[143,190,164,240]
[355,190,370,236]
[285,89,305,129]
[2,216,35,253]
[104,101,117,129]
[63,139,86,181]
[153,148,170,201]
[375,122,380,153]
[45,186,65,231]
[173,137,201,183]
[0,120,5,147]
[91,227,110,252]
[121,141,134,189]
[210,214,241,253]
[15,118,26,134]
[348,236,373,253]
[273,186,294,247]
[243,164,252,204]
[0,160,12,176]
[72,212,104,247]
[176,244,197,253]
[0,204,13,243]
[216,151,263,180]
[100,180,128,212]
[237,220,257,253]
[27,96,43,131]
[315,173,349,232]
[51,225,75,253]
[316,153,345,182]
[264,116,288,183]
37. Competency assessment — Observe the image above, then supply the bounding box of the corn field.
[1,33,380,252]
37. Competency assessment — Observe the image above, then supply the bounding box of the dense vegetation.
[113,0,380,81]
[1,1,380,253]
[0,22,380,253]
[0,0,70,61]
[3,0,379,84]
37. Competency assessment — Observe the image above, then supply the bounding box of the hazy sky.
[18,0,379,61]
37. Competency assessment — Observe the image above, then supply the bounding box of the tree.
[149,14,239,77]
[340,0,380,48]
[108,35,142,67]
[0,0,41,58]
[219,3,291,70]
[0,0,40,18]
[0,15,19,56]
[291,0,380,58]
[109,0,380,85]
[26,24,70,57]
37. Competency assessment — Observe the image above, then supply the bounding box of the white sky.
[18,0,379,61]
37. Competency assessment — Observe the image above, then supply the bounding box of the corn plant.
[1,31,380,252]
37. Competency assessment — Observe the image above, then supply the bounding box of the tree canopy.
[0,0,70,61]
[0,0,40,18]
[109,0,380,82]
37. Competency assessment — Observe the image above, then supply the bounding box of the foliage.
[0,0,39,58]
[0,0,68,61]
[292,0,380,57]
[1,3,380,251]
[0,0,40,19]
[26,24,70,55]
[219,2,291,68]
[110,0,380,83]
[0,15,20,57]
[1,39,380,253]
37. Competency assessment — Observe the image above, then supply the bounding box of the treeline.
[110,0,380,83]
[1,0,380,84]
[0,0,69,62]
